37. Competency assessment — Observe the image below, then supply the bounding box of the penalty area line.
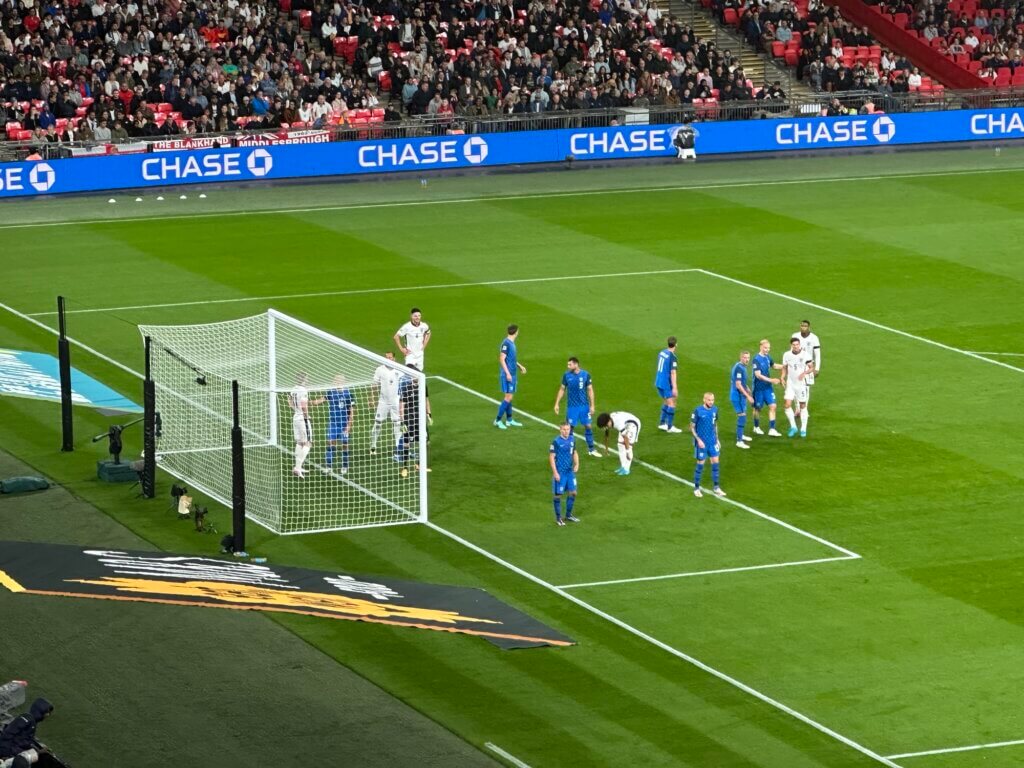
[886,737,1024,760]
[556,555,858,590]
[433,375,859,560]
[426,520,898,768]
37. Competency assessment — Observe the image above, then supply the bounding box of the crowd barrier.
[2,107,1023,198]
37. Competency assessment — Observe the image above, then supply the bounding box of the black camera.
[170,484,187,501]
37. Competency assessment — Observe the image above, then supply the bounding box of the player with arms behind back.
[794,319,821,426]
[729,351,755,449]
[394,307,432,423]
[549,423,581,526]
[655,337,683,433]
[782,337,813,438]
[690,392,725,498]
[752,339,783,437]
[289,372,324,478]
[324,374,355,475]
[554,357,600,457]
[494,324,526,430]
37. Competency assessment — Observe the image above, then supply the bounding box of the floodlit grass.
[2,146,1024,767]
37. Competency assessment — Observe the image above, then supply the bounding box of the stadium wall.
[2,107,1024,198]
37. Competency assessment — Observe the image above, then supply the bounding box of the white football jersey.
[794,331,821,370]
[373,364,402,404]
[289,385,308,417]
[782,350,812,385]
[610,411,642,441]
[397,320,430,363]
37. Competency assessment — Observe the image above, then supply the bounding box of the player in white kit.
[289,372,323,478]
[370,351,404,455]
[596,411,642,476]
[781,338,813,438]
[394,307,432,423]
[793,320,821,401]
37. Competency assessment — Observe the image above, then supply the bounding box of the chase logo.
[872,116,896,143]
[246,149,273,177]
[463,136,489,164]
[29,163,55,192]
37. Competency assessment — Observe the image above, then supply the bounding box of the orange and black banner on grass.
[0,541,574,650]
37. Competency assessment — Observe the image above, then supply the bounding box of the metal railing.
[4,87,1024,162]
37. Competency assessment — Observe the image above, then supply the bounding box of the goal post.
[138,310,428,534]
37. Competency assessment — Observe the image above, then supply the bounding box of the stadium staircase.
[665,0,817,99]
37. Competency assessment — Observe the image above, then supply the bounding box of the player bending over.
[596,411,641,476]
[554,356,600,457]
[494,324,526,429]
[782,337,813,438]
[370,351,403,455]
[655,336,683,433]
[690,392,725,498]
[752,339,783,437]
[729,351,755,449]
[289,372,324,478]
[549,423,580,527]
[324,374,355,475]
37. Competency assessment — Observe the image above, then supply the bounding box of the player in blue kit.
[729,351,755,450]
[324,374,355,475]
[553,357,600,457]
[495,324,526,430]
[549,423,580,526]
[655,336,683,433]
[752,339,783,437]
[690,392,726,498]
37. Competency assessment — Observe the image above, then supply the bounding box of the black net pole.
[141,336,156,498]
[231,380,246,554]
[57,296,73,452]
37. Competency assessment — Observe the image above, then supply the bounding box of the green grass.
[2,146,1024,767]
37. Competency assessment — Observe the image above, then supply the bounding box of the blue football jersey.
[655,348,677,389]
[550,434,575,474]
[500,338,518,375]
[326,388,354,427]
[752,353,774,390]
[562,369,592,410]
[730,362,749,398]
[691,404,718,444]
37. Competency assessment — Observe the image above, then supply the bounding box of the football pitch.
[2,146,1024,767]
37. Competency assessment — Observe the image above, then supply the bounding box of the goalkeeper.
[396,365,428,473]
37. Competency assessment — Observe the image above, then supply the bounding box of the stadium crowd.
[713,0,917,92]
[0,0,796,144]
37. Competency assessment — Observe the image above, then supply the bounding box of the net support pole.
[141,336,156,498]
[231,379,247,554]
[57,296,73,452]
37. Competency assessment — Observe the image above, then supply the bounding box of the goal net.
[138,310,427,534]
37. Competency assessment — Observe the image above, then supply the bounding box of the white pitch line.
[696,269,1024,375]
[2,165,1023,232]
[484,742,533,768]
[434,375,859,559]
[556,555,858,590]
[966,351,1024,357]
[886,737,1024,760]
[427,520,899,768]
[25,269,699,317]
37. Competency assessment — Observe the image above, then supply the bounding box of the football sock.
[665,407,675,427]
[736,414,746,441]
[553,497,561,518]
[785,407,797,429]
[622,449,633,471]
[370,422,380,448]
[294,444,310,471]
[584,427,594,451]
[392,420,403,444]
[694,462,704,488]
[800,409,809,431]
[753,414,760,428]
[659,405,667,426]
[342,448,349,469]
[769,418,776,429]
[711,462,721,488]
[495,401,507,422]
[325,445,335,467]
[566,495,575,514]
[506,403,514,421]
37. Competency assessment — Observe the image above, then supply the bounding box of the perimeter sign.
[0,542,572,650]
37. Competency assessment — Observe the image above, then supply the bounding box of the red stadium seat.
[279,0,291,11]
[15,130,31,140]
[298,10,311,30]
[785,49,799,66]
[158,102,173,113]
[723,8,738,25]
[893,12,909,27]
[772,41,785,57]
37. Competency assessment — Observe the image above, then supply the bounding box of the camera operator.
[0,698,63,767]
